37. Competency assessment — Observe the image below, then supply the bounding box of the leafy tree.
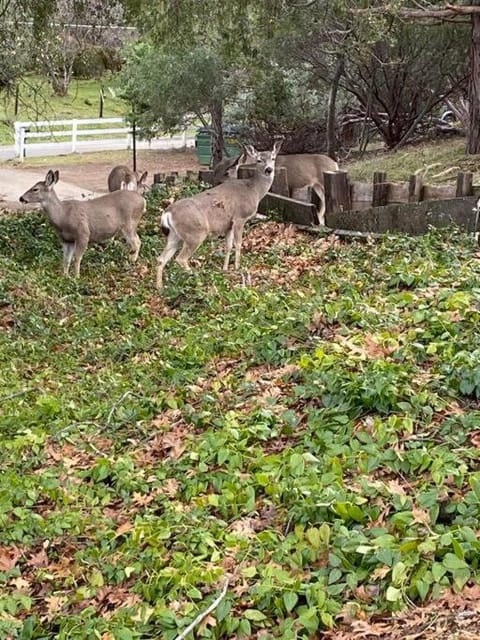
[119,1,286,162]
[32,0,126,96]
[280,0,480,153]
[119,42,233,162]
[0,0,126,97]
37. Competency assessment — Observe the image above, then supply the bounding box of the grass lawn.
[0,75,127,145]
[1,171,480,638]
[345,137,480,184]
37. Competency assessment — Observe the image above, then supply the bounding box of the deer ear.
[273,138,284,157]
[45,170,57,187]
[244,144,257,158]
[139,171,148,184]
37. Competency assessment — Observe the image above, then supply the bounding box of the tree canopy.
[1,0,479,153]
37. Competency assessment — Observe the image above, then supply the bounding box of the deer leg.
[156,229,182,289]
[71,238,88,278]
[175,234,206,270]
[62,242,75,276]
[122,226,141,263]
[223,226,234,271]
[312,184,326,226]
[233,221,246,270]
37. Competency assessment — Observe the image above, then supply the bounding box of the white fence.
[13,118,191,160]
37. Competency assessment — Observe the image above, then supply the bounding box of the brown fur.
[275,154,339,225]
[108,165,148,193]
[156,142,283,289]
[20,170,145,277]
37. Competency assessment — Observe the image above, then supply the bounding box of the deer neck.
[250,172,274,200]
[41,190,65,227]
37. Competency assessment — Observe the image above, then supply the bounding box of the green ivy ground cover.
[1,183,480,639]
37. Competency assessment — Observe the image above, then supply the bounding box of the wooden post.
[198,169,214,184]
[237,166,256,179]
[165,175,177,186]
[372,171,388,207]
[408,174,423,202]
[271,166,289,196]
[324,171,351,217]
[153,173,165,184]
[456,172,473,197]
[307,186,322,211]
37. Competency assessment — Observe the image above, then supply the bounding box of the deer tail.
[161,210,173,236]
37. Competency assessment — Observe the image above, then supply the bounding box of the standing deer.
[275,154,339,225]
[108,165,148,193]
[19,170,146,277]
[212,150,338,225]
[156,140,283,290]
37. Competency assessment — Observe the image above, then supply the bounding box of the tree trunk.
[326,54,344,160]
[467,7,480,154]
[210,100,224,167]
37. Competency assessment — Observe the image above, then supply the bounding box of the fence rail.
[13,118,190,160]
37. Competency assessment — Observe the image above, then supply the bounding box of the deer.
[19,169,146,277]
[156,140,283,290]
[213,148,338,225]
[108,165,148,193]
[275,154,339,225]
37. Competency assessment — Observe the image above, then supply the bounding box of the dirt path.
[53,148,201,192]
[0,148,201,208]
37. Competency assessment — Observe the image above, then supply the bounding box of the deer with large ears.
[213,147,338,225]
[156,139,283,290]
[19,169,145,277]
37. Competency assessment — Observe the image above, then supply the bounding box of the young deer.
[108,165,148,193]
[156,140,283,289]
[19,170,146,277]
[212,150,338,225]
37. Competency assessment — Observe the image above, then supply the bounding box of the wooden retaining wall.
[152,167,480,235]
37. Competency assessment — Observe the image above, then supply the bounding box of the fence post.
[71,119,77,153]
[324,170,351,217]
[14,122,20,157]
[456,172,473,197]
[372,171,388,207]
[408,174,423,202]
[271,166,289,196]
[19,126,26,162]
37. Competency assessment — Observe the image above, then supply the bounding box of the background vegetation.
[0,76,125,144]
[0,1,473,158]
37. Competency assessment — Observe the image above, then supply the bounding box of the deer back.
[168,163,274,238]
[108,165,148,192]
[276,154,339,190]
[61,190,145,242]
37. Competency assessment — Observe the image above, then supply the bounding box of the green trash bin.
[195,127,213,166]
[195,125,243,166]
